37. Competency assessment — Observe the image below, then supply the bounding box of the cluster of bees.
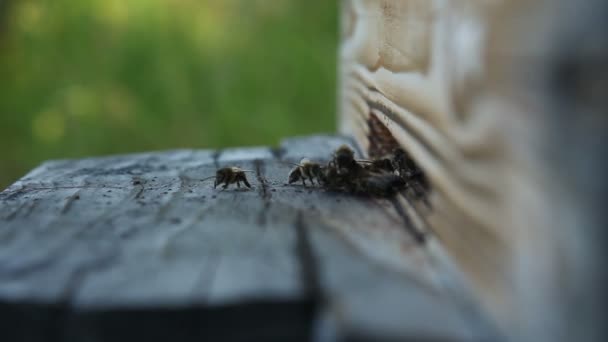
[287,145,423,197]
[210,145,426,198]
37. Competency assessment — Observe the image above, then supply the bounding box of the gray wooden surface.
[0,135,498,341]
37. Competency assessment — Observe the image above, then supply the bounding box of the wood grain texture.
[0,135,498,341]
[340,1,608,340]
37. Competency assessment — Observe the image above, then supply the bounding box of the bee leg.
[301,178,306,186]
[242,177,252,188]
[222,181,229,190]
[237,180,241,188]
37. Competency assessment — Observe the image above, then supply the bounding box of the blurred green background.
[0,0,337,189]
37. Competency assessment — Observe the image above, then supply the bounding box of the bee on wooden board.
[288,158,325,186]
[331,146,395,177]
[202,167,254,190]
[357,173,406,197]
[330,145,360,175]
[322,167,406,196]
[284,144,424,198]
[392,148,420,178]
[331,145,374,188]
[330,145,411,196]
[319,161,348,191]
[358,157,395,174]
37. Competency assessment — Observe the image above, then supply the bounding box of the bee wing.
[355,159,374,164]
[281,161,303,167]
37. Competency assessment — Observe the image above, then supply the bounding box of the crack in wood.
[133,177,146,200]
[0,230,106,280]
[60,191,82,215]
[153,174,193,222]
[3,200,38,221]
[254,159,272,225]
[0,186,124,201]
[191,252,221,300]
[364,109,431,207]
[399,193,432,233]
[61,251,120,302]
[0,252,60,278]
[161,206,209,254]
[367,111,401,158]
[361,87,439,160]
[389,197,427,244]
[0,187,28,201]
[294,212,323,301]
[74,180,152,240]
[1,177,115,277]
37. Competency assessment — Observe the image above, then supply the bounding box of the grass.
[0,0,337,189]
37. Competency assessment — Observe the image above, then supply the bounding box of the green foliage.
[0,0,337,189]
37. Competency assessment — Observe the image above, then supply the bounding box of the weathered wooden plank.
[0,135,498,340]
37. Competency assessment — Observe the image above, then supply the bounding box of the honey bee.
[358,157,395,174]
[358,173,406,197]
[320,162,353,192]
[288,158,325,186]
[331,145,359,175]
[202,167,253,190]
[392,148,418,178]
[318,145,368,192]
[284,145,413,198]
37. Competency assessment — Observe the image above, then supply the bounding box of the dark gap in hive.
[367,112,430,203]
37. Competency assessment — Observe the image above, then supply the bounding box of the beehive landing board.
[0,135,498,341]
